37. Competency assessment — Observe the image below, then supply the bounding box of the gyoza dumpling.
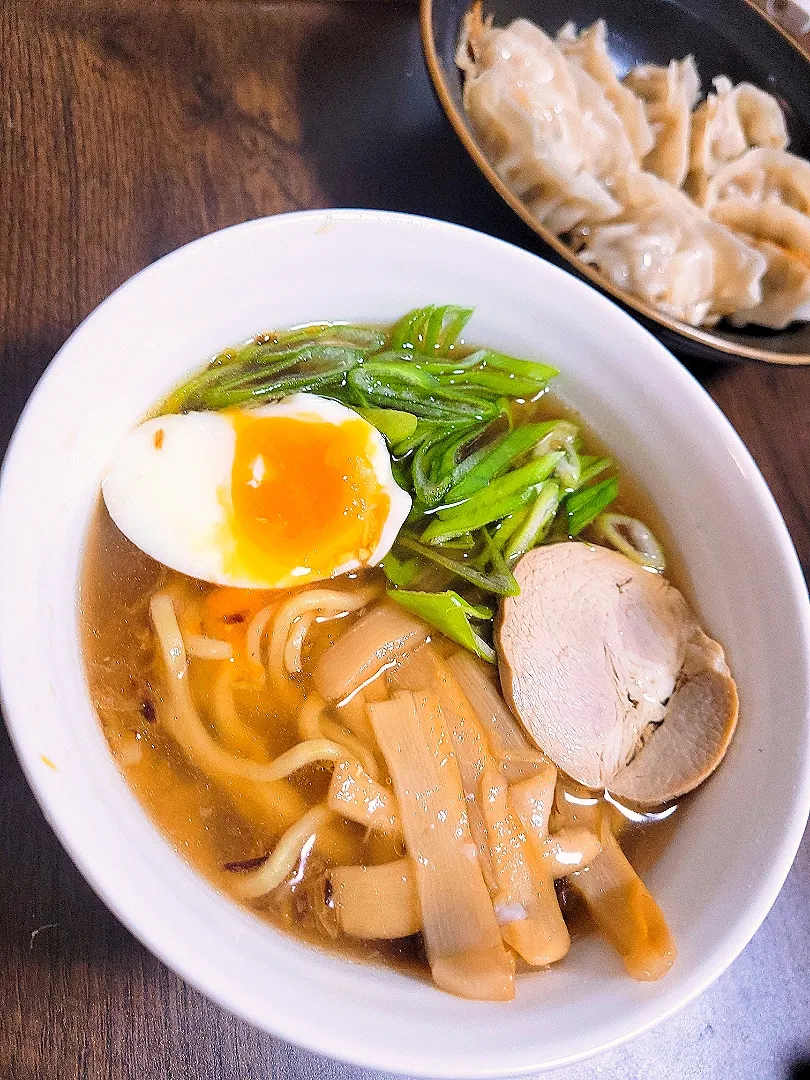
[556,20,654,160]
[565,56,639,183]
[457,5,632,234]
[687,77,788,201]
[624,58,701,187]
[578,171,766,326]
[477,92,623,234]
[701,147,810,214]
[712,200,810,328]
[457,7,581,158]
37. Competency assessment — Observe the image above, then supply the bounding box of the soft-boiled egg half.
[102,394,412,590]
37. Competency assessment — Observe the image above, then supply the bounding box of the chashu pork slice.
[609,627,738,804]
[496,542,738,805]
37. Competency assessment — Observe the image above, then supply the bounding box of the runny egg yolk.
[225,410,391,585]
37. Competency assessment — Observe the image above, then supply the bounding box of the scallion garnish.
[158,305,647,660]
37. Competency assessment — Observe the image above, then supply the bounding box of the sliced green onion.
[565,477,619,536]
[439,532,476,550]
[391,458,412,493]
[347,365,496,422]
[162,344,366,413]
[253,323,386,354]
[412,421,488,507]
[421,355,491,375]
[422,453,563,543]
[248,336,381,368]
[554,444,581,490]
[578,455,612,487]
[445,422,562,503]
[358,408,418,445]
[421,488,537,544]
[470,349,558,383]
[388,589,494,662]
[392,418,452,456]
[425,306,474,352]
[491,511,528,553]
[436,452,563,524]
[526,420,581,492]
[197,366,353,411]
[250,323,334,350]
[592,513,666,572]
[438,369,549,398]
[320,326,387,350]
[159,363,230,414]
[477,525,519,587]
[389,305,473,353]
[505,481,561,561]
[396,534,520,596]
[353,359,437,390]
[531,418,576,450]
[388,308,427,351]
[380,550,423,587]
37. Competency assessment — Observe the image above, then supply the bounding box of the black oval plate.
[423,0,810,364]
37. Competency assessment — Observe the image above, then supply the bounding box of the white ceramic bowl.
[1,210,808,1077]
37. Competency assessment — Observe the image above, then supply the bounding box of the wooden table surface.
[1,2,809,1078]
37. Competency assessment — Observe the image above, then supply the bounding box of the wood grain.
[0,2,808,1079]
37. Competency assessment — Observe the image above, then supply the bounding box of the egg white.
[101,394,412,589]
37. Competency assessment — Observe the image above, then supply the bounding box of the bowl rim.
[420,0,810,367]
[2,208,810,1075]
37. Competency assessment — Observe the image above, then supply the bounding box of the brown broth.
[80,386,684,983]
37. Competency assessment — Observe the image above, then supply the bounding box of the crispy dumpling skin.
[578,171,766,326]
[687,76,788,202]
[713,199,810,328]
[624,58,701,187]
[556,20,654,161]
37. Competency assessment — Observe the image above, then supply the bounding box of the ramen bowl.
[0,209,808,1075]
